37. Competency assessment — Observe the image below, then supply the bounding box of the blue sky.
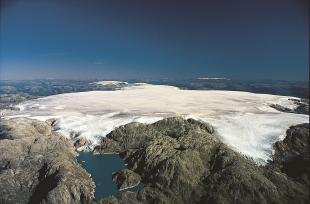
[0,0,308,80]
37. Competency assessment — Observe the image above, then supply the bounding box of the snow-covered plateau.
[4,83,309,164]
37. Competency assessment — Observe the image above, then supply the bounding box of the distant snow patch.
[91,81,128,86]
[198,77,226,80]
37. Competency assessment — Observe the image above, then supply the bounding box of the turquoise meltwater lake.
[77,152,143,200]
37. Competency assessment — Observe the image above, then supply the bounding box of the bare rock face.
[95,117,309,204]
[0,118,95,204]
[269,123,309,184]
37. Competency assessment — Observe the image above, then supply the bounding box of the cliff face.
[0,118,95,204]
[269,123,309,183]
[95,117,309,204]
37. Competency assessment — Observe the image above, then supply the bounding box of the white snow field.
[90,80,128,86]
[5,83,309,164]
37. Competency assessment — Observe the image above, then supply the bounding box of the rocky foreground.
[95,117,309,204]
[0,118,95,204]
[0,117,309,204]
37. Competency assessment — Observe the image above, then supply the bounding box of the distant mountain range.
[0,79,308,99]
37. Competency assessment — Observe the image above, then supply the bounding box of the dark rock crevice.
[0,160,10,173]
[27,164,60,204]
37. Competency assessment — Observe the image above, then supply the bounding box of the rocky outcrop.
[93,117,214,154]
[270,98,309,115]
[0,93,34,110]
[112,169,141,190]
[0,118,95,204]
[74,138,90,148]
[95,117,309,204]
[290,99,309,114]
[269,123,309,184]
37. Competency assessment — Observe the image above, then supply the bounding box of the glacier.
[3,83,308,164]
